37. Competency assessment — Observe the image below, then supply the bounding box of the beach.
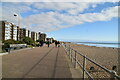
[65,42,118,78]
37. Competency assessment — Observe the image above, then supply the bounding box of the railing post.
[110,70,117,80]
[83,55,86,80]
[69,45,71,59]
[74,50,77,68]
[71,49,73,62]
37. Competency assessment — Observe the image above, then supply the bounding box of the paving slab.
[54,67,72,78]
[2,46,53,78]
[25,64,54,78]
[2,44,82,79]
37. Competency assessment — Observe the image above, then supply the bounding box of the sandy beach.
[64,42,118,78]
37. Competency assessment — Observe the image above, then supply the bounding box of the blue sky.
[1,1,119,42]
[46,18,118,42]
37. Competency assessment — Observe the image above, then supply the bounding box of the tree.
[2,39,16,51]
[22,37,34,45]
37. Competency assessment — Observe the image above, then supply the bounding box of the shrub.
[22,37,34,45]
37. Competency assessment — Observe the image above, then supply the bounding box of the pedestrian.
[39,40,44,47]
[39,41,42,47]
[57,41,60,47]
[47,40,50,47]
[55,41,58,47]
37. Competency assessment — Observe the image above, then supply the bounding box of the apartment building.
[40,33,46,42]
[35,32,39,41]
[31,32,35,41]
[0,21,48,47]
[38,32,41,41]
[12,25,17,41]
[28,30,32,38]
[46,38,54,43]
[19,28,26,41]
[0,21,14,41]
[17,26,20,41]
[25,29,29,37]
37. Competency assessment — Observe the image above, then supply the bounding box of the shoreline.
[72,42,119,49]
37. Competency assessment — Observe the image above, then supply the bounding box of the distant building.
[28,30,31,38]
[35,32,39,41]
[17,26,20,41]
[46,38,54,43]
[38,32,41,40]
[0,21,48,50]
[19,28,26,41]
[39,33,46,42]
[25,30,29,37]
[34,32,37,41]
[31,32,35,41]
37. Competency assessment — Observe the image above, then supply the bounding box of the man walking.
[55,41,58,47]
[57,41,60,47]
[47,40,50,47]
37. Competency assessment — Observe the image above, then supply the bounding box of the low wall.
[10,44,27,49]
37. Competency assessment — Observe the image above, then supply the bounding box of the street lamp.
[14,13,20,28]
[14,13,20,41]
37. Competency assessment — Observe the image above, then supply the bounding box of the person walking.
[57,41,60,47]
[47,40,50,47]
[39,40,43,47]
[55,41,58,47]
[41,40,44,47]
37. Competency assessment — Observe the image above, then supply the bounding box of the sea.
[74,41,120,48]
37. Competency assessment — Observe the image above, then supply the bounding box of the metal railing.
[62,43,120,80]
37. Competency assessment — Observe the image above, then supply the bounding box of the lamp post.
[14,13,20,41]
[14,14,20,28]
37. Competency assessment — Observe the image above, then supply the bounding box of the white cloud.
[1,2,119,32]
[21,6,118,32]
[1,0,120,2]
[32,2,103,15]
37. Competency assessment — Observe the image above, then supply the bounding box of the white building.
[29,30,31,38]
[26,30,29,37]
[13,25,17,40]
[4,22,12,40]
[36,33,39,41]
[34,32,37,41]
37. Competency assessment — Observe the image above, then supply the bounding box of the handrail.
[62,43,120,80]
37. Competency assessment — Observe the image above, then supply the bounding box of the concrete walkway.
[2,44,80,78]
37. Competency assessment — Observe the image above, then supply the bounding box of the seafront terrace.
[2,44,81,79]
[1,43,120,80]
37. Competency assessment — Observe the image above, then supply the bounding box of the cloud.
[1,2,119,32]
[1,3,32,24]
[33,2,92,15]
[21,6,118,32]
[1,0,120,2]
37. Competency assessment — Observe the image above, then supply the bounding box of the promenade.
[2,44,81,79]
